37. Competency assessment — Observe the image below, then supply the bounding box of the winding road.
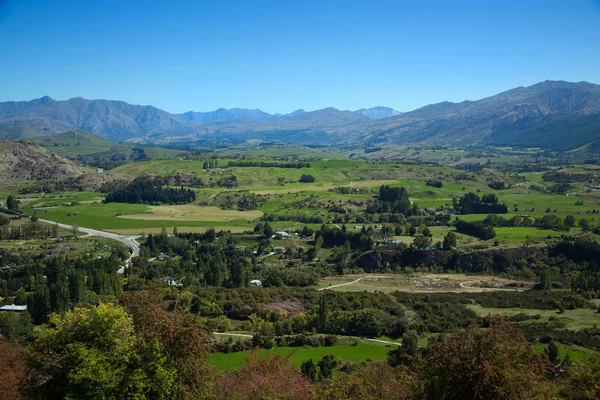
[39,218,140,274]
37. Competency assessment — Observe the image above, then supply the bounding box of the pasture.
[208,342,391,371]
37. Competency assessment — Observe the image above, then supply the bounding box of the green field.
[467,304,600,330]
[208,343,392,370]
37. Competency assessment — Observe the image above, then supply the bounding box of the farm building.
[273,246,285,254]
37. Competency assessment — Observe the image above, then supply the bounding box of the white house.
[250,279,263,287]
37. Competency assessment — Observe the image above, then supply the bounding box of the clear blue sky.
[1,0,599,114]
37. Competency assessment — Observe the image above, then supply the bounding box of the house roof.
[0,305,27,311]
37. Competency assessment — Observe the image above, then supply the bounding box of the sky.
[0,0,599,114]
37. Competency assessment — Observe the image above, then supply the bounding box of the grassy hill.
[30,129,182,168]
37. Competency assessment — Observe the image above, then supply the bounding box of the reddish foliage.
[0,340,26,400]
[322,361,416,400]
[422,316,552,400]
[122,289,213,398]
[219,352,315,400]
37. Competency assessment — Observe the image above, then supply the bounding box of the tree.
[544,341,560,366]
[408,225,417,236]
[318,354,339,380]
[263,222,274,238]
[388,330,419,366]
[421,318,551,400]
[6,195,18,210]
[29,284,50,324]
[321,361,416,400]
[394,225,403,235]
[218,352,314,399]
[301,359,318,382]
[564,215,576,228]
[422,226,431,237]
[565,351,600,400]
[121,290,214,398]
[539,267,554,290]
[318,294,329,332]
[28,303,172,399]
[443,232,457,250]
[0,341,26,400]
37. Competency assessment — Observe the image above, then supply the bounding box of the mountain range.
[0,81,599,151]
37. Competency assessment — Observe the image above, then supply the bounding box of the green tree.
[544,341,560,366]
[263,222,274,238]
[565,352,600,400]
[29,284,50,324]
[28,303,175,399]
[388,330,419,366]
[318,354,339,380]
[6,195,18,210]
[443,231,457,250]
[564,215,576,228]
[539,267,554,290]
[301,359,318,382]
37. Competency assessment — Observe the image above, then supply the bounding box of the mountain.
[176,108,277,123]
[362,81,600,150]
[1,81,599,151]
[0,96,191,141]
[0,140,87,182]
[355,106,402,119]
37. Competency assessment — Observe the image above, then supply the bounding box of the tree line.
[104,176,196,204]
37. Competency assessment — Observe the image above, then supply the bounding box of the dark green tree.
[301,359,318,382]
[6,195,18,210]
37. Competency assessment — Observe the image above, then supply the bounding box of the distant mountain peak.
[355,106,402,119]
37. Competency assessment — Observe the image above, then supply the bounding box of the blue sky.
[0,0,599,114]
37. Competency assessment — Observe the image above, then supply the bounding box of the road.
[318,277,362,291]
[39,218,140,274]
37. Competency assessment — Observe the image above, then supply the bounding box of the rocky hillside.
[0,140,88,182]
[364,81,600,150]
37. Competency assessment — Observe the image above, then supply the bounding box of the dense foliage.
[104,176,196,204]
[454,192,508,214]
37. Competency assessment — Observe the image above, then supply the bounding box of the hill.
[0,96,192,141]
[29,130,182,168]
[0,140,88,182]
[364,81,600,150]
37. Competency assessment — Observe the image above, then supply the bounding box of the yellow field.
[107,226,250,235]
[116,205,263,222]
[250,179,400,195]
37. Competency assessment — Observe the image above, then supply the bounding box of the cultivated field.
[116,205,263,222]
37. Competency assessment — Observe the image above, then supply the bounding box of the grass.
[208,343,392,371]
[467,304,600,330]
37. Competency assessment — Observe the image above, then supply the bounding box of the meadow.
[208,342,392,371]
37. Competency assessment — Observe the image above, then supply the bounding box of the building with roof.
[0,305,28,312]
